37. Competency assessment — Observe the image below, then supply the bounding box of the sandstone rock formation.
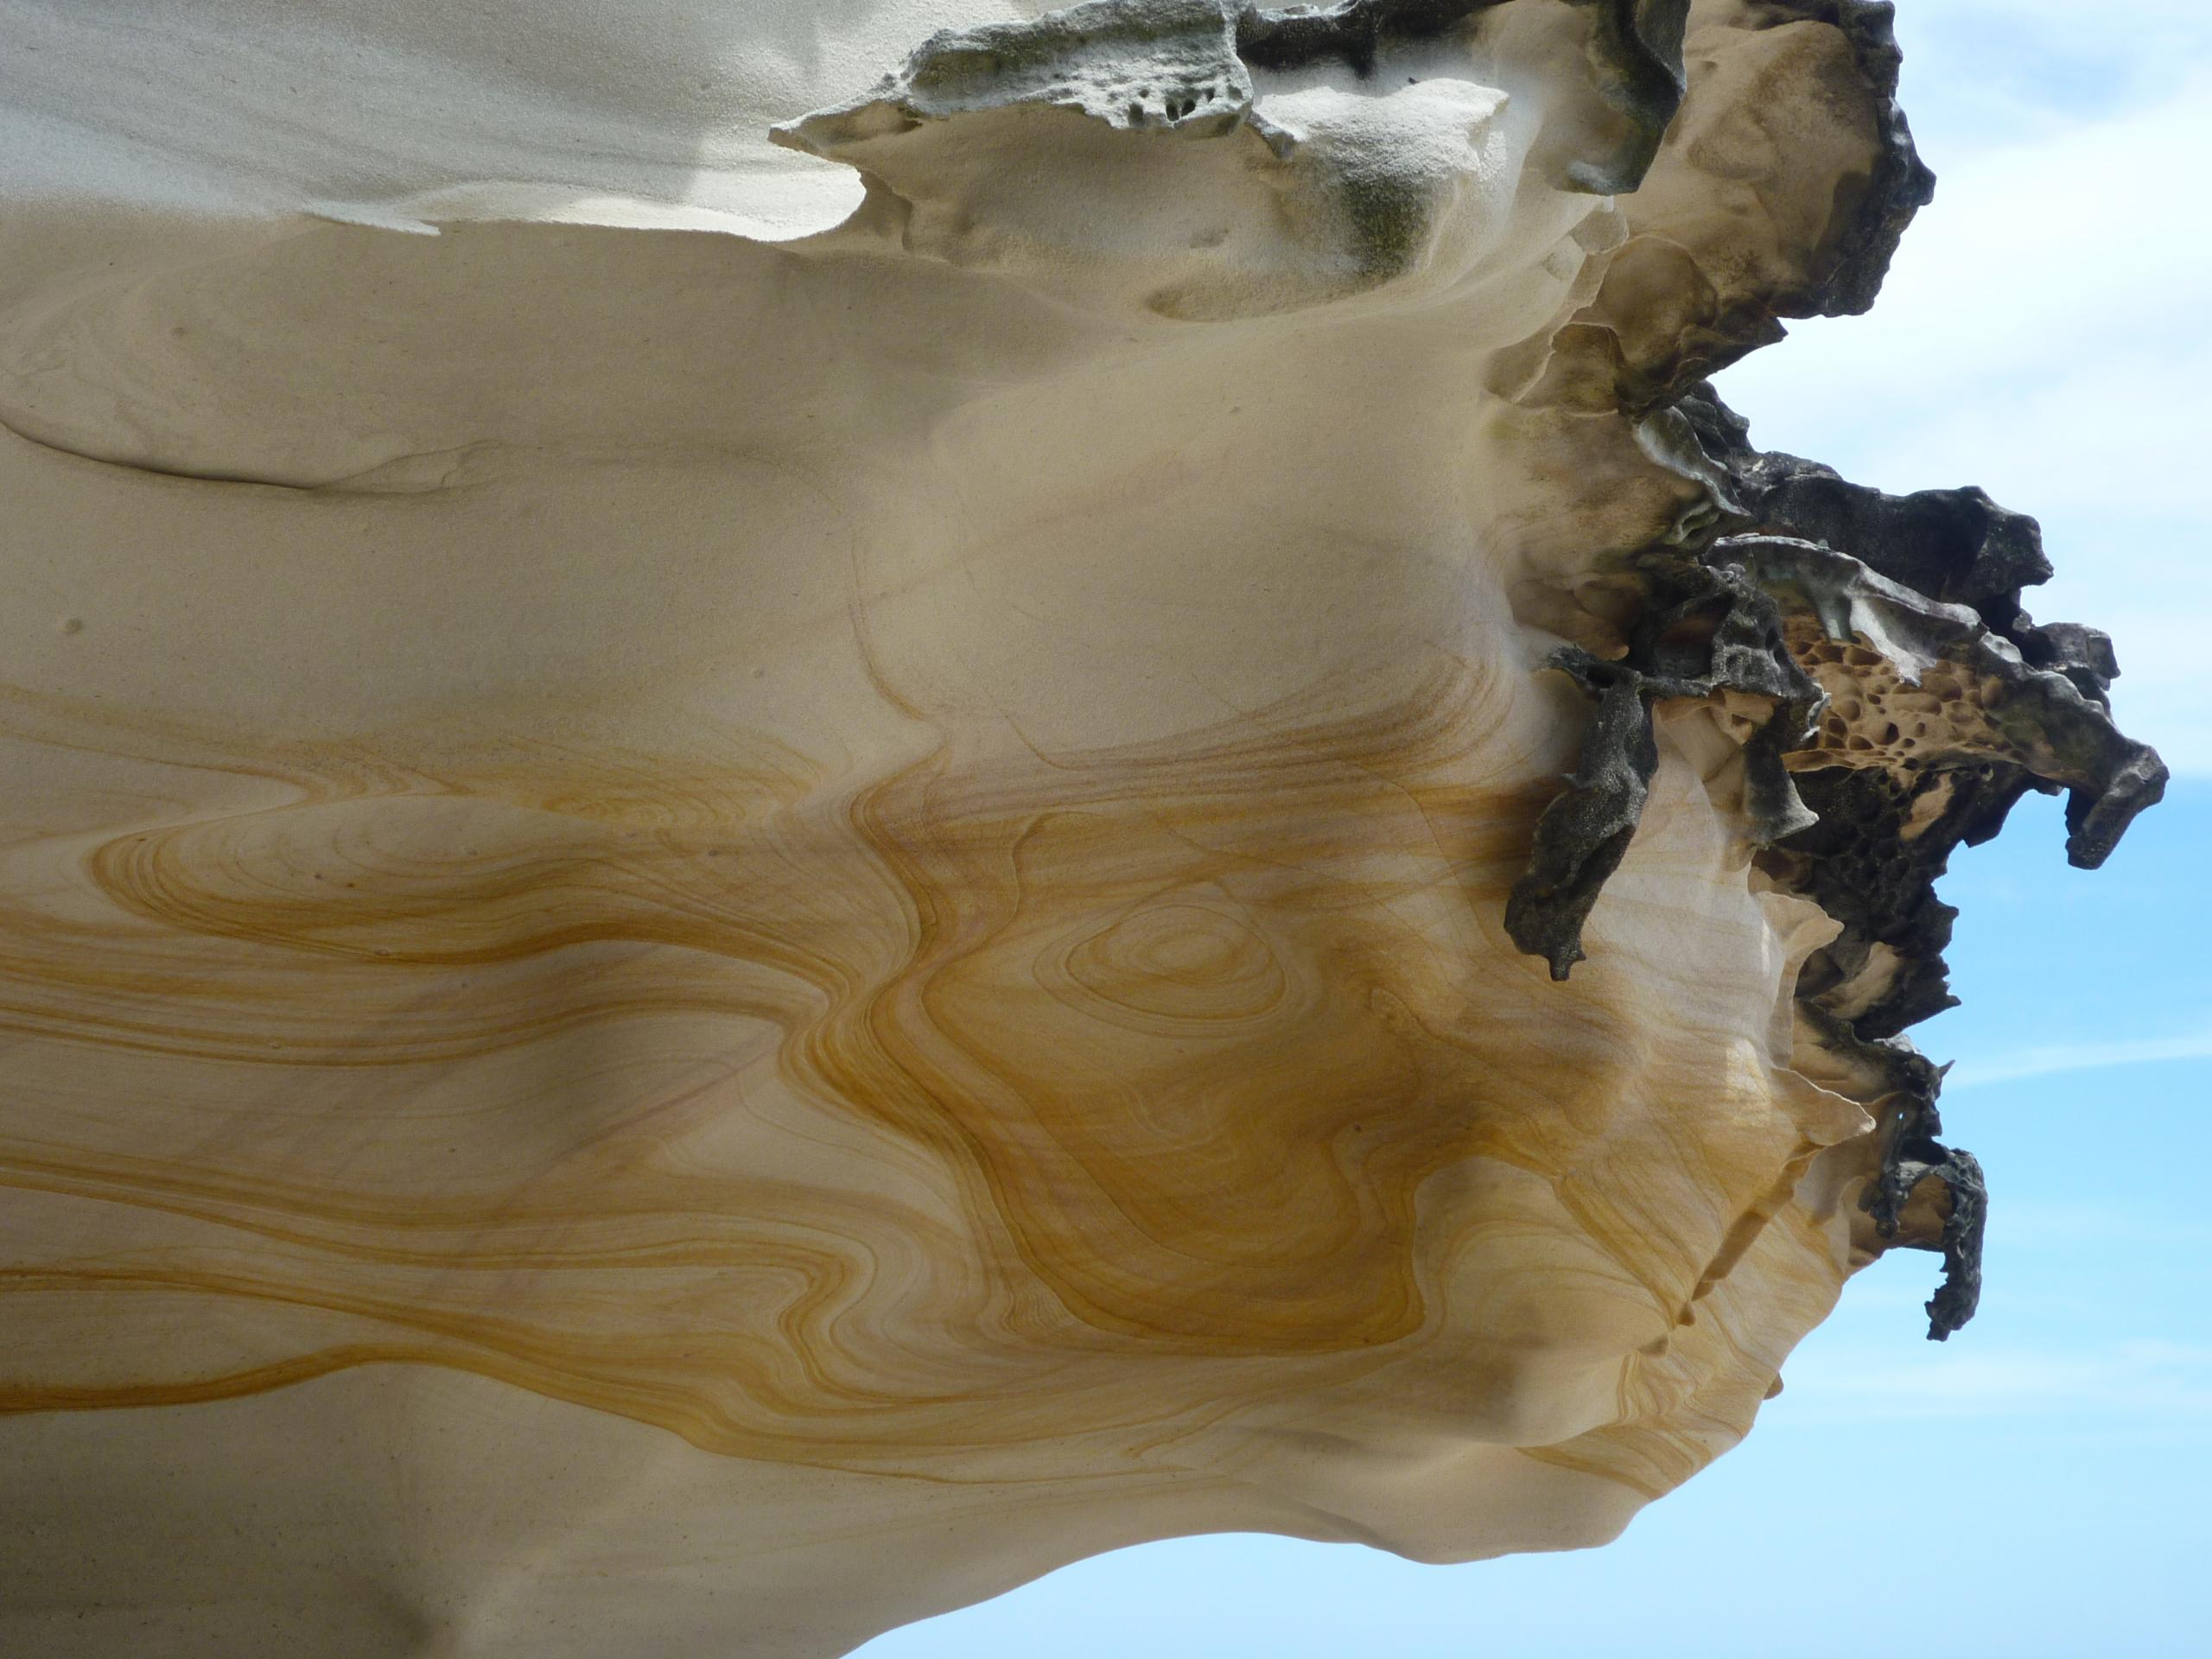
[0,2,2163,1654]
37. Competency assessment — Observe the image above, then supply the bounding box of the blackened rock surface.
[785,0,1691,200]
[1511,387,2166,1337]
[1508,660,1662,982]
[1675,387,2052,624]
[1764,0,1937,315]
[1508,561,1820,978]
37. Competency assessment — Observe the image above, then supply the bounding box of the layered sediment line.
[0,2,2159,1653]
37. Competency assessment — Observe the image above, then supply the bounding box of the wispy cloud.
[1777,1339,2212,1427]
[1944,1029,2212,1090]
[1986,1199,2212,1251]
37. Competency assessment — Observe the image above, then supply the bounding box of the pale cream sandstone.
[0,3,2154,1654]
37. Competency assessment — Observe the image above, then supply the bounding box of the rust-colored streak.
[0,664,1839,1468]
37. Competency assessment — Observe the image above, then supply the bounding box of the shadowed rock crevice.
[778,0,1692,197]
[1237,0,1692,191]
[1507,558,1821,980]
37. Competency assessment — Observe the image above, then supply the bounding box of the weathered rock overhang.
[1494,1,2164,1338]
[783,0,2169,1341]
[1508,387,2165,1336]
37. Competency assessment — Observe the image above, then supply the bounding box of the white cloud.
[1942,1028,2212,1090]
[1898,0,2212,135]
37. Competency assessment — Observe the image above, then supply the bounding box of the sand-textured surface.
[0,3,2161,1653]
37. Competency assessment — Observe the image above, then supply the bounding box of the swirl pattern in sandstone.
[0,3,2163,1654]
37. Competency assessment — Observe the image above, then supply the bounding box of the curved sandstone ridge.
[0,2,2162,1653]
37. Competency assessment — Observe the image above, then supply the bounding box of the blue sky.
[863,7,2212,1653]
